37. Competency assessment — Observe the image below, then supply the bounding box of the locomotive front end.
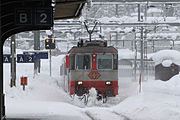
[66,40,118,98]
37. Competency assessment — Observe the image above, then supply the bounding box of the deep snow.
[3,47,180,120]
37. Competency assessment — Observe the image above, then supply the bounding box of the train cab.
[64,40,118,97]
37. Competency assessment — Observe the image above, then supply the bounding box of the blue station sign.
[35,52,48,59]
[3,54,11,63]
[23,51,48,60]
[17,54,35,63]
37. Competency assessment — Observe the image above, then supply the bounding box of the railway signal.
[45,39,55,49]
[45,38,55,77]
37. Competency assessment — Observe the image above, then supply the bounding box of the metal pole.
[140,26,144,81]
[115,4,118,17]
[90,33,91,42]
[110,34,112,46]
[138,4,141,22]
[50,49,52,77]
[133,4,141,81]
[153,39,155,52]
[116,32,118,48]
[10,35,16,87]
[34,31,41,76]
[134,31,137,81]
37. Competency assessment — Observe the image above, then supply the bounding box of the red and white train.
[60,40,118,101]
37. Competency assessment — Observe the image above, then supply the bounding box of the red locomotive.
[60,40,118,102]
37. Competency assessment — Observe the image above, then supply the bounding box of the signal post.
[45,38,55,76]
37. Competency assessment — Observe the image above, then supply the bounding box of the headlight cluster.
[105,81,112,85]
[77,81,83,85]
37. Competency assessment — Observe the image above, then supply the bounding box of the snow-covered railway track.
[85,111,96,120]
[84,109,131,120]
[112,111,131,120]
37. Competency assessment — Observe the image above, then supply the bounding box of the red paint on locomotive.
[92,54,97,70]
[69,81,118,96]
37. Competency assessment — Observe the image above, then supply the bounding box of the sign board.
[3,54,11,63]
[23,51,48,59]
[16,9,32,25]
[15,8,53,26]
[35,8,53,26]
[35,52,48,59]
[17,54,35,63]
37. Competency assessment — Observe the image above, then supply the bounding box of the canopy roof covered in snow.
[54,0,86,19]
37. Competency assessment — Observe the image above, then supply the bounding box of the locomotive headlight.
[105,81,112,85]
[77,81,83,85]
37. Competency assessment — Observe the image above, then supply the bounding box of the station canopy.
[54,0,86,19]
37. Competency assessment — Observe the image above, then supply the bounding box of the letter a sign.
[17,54,25,63]
[3,54,11,63]
[19,56,24,62]
[4,57,9,62]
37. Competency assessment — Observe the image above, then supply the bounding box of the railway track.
[85,110,131,120]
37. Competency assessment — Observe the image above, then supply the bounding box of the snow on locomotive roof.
[151,50,180,66]
[68,40,117,54]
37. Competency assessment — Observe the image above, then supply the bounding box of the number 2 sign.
[35,8,53,25]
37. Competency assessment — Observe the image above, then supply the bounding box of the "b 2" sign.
[15,8,53,26]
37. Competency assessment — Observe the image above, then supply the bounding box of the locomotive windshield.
[76,55,91,69]
[69,55,75,70]
[113,54,118,70]
[98,55,112,69]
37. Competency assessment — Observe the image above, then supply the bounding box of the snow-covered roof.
[151,50,180,65]
[118,49,140,60]
[147,8,162,13]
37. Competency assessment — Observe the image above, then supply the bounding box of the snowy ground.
[3,48,180,120]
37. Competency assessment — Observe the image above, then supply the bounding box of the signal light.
[45,39,55,49]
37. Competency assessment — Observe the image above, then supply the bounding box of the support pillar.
[34,31,41,76]
[10,35,16,87]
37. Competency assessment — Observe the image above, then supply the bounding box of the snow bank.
[162,60,172,67]
[112,74,180,120]
[7,101,91,120]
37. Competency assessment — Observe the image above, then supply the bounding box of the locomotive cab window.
[98,54,112,69]
[113,54,118,70]
[76,55,91,69]
[70,55,75,70]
